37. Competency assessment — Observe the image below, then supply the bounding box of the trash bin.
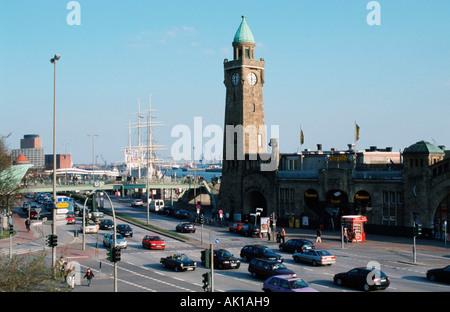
[295,218,300,228]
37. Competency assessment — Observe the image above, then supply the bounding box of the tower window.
[252,104,255,112]
[245,49,250,58]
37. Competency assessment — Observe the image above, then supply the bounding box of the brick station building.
[217,17,450,239]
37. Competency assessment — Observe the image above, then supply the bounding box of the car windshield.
[289,279,309,289]
[271,263,287,270]
[116,234,124,239]
[174,254,188,261]
[149,236,161,241]
[261,247,274,254]
[219,250,232,257]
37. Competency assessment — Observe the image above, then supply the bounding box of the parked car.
[175,222,196,233]
[131,199,143,207]
[238,224,261,237]
[66,213,76,224]
[293,249,336,266]
[229,222,245,233]
[426,265,450,283]
[240,245,283,262]
[334,267,390,291]
[279,239,314,253]
[116,224,133,237]
[30,209,38,220]
[262,275,318,292]
[83,221,99,234]
[248,258,296,279]
[201,249,241,269]
[99,219,114,230]
[103,233,127,249]
[160,254,197,272]
[142,235,166,250]
[174,210,190,219]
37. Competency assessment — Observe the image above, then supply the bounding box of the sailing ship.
[121,96,165,180]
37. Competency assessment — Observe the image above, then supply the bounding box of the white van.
[150,199,164,213]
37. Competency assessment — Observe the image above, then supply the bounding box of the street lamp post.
[88,134,99,184]
[50,53,60,278]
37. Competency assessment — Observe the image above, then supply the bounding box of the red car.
[66,214,76,224]
[30,209,38,219]
[229,222,245,233]
[142,235,166,250]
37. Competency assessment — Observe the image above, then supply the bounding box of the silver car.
[103,233,127,249]
[292,249,336,266]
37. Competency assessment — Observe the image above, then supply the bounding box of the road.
[2,195,450,294]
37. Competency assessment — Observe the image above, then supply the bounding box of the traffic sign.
[56,196,69,203]
[214,238,220,244]
[57,202,69,208]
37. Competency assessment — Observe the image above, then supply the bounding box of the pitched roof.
[403,140,445,155]
[14,153,30,164]
[233,15,255,44]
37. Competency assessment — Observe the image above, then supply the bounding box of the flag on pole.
[355,122,360,142]
[300,128,304,145]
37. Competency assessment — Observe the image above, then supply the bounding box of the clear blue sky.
[1,0,449,165]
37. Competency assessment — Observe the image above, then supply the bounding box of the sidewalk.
[0,210,39,248]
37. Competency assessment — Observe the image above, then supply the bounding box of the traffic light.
[200,214,205,224]
[46,234,58,247]
[9,224,13,235]
[413,223,422,237]
[202,272,211,292]
[113,246,121,262]
[51,234,58,247]
[107,247,114,262]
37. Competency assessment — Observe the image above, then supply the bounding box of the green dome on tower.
[233,15,255,44]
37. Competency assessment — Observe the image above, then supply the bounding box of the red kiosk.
[341,215,367,242]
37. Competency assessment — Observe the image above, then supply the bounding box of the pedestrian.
[343,227,348,244]
[276,229,281,243]
[280,228,286,243]
[267,226,271,241]
[316,227,322,243]
[84,268,95,287]
[25,218,31,232]
[66,265,76,289]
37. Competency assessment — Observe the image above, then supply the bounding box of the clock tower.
[223,15,266,157]
[218,16,276,221]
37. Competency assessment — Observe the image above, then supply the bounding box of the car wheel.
[251,272,257,278]
[363,283,370,292]
[293,256,299,262]
[311,260,317,266]
[427,274,436,282]
[175,266,180,272]
[335,278,343,286]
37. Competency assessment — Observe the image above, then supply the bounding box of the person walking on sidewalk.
[84,268,95,287]
[267,226,271,241]
[66,265,76,289]
[316,227,322,243]
[25,218,31,232]
[280,228,286,243]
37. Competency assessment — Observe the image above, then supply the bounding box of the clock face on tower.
[247,72,257,85]
[232,73,240,86]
